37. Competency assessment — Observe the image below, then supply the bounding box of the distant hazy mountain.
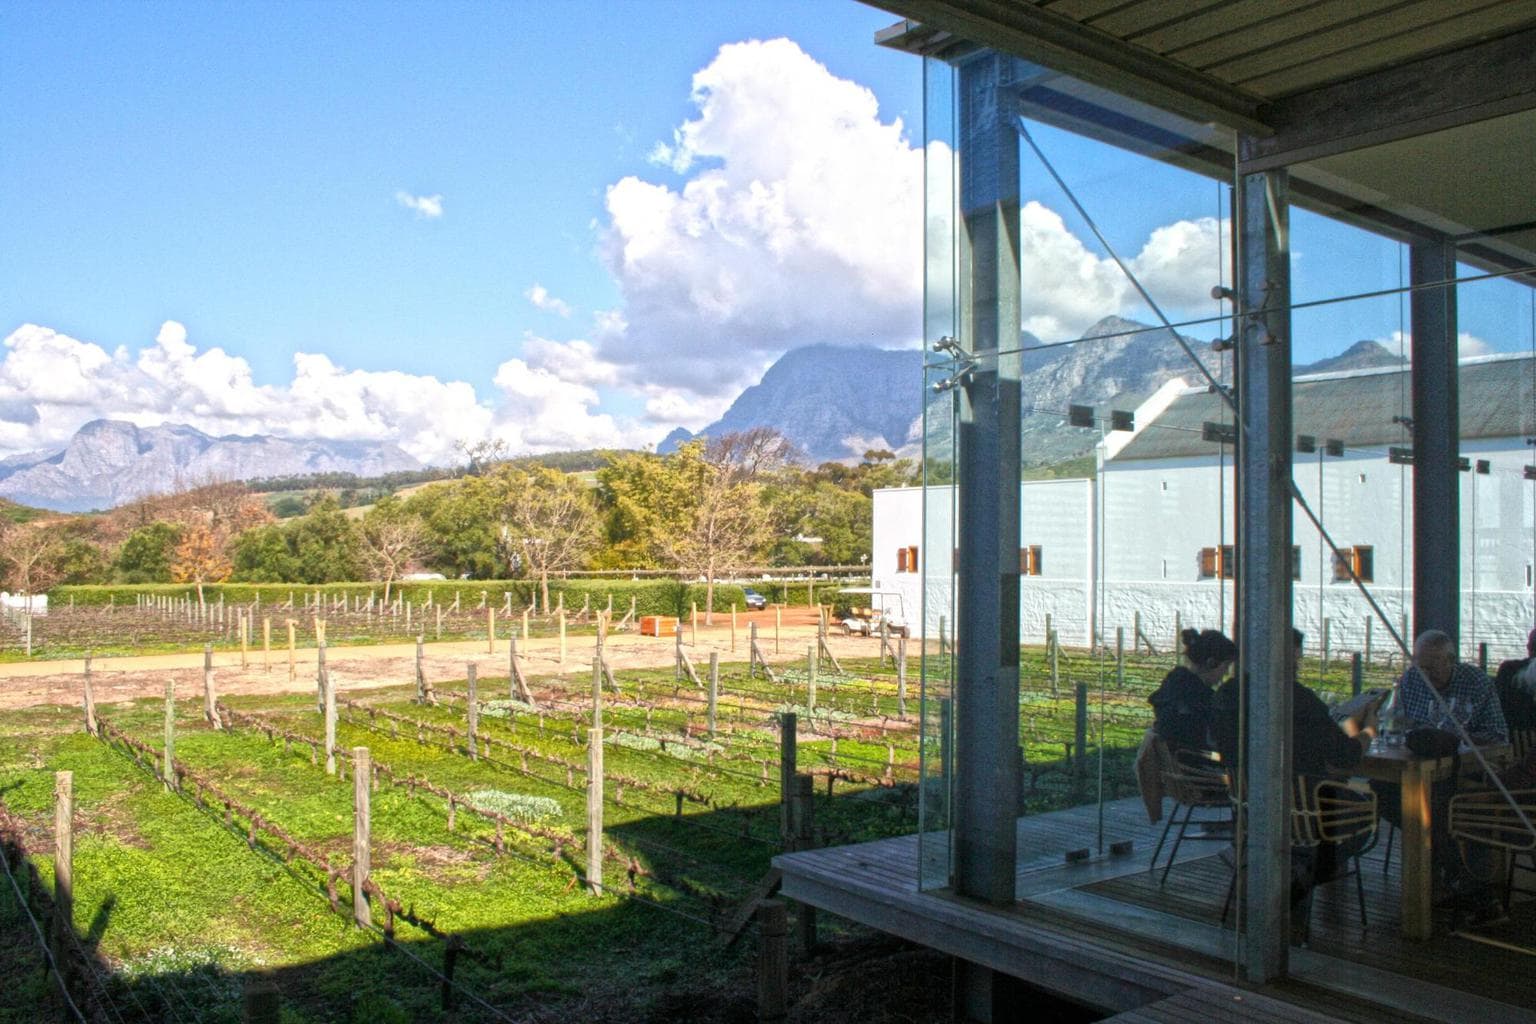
[661,323,1406,471]
[661,344,925,461]
[0,420,421,512]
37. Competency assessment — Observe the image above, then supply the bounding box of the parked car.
[742,588,768,610]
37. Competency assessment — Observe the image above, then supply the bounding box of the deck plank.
[775,795,1536,1021]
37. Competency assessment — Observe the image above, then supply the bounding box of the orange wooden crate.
[639,615,679,637]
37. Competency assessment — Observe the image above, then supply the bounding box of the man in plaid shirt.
[1398,630,1508,744]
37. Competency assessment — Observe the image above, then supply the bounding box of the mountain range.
[666,318,1404,466]
[1,324,1403,512]
[0,420,420,513]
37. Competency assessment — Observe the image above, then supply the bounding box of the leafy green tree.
[484,464,598,611]
[287,496,362,583]
[230,524,302,582]
[406,478,500,578]
[52,537,111,585]
[113,522,182,583]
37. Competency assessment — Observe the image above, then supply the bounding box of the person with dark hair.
[1212,629,1380,941]
[1149,628,1237,752]
[1492,627,1536,734]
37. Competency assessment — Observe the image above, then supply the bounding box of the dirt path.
[0,607,903,711]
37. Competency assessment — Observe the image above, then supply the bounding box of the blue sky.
[3,1,1530,466]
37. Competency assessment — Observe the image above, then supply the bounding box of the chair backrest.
[1161,747,1230,807]
[1449,788,1536,853]
[1511,726,1535,762]
[1309,778,1378,846]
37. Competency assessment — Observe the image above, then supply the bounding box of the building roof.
[1109,352,1536,462]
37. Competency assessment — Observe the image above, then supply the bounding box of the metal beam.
[953,50,1022,911]
[1235,166,1293,983]
[1410,239,1460,642]
[1239,27,1536,175]
[873,0,1270,135]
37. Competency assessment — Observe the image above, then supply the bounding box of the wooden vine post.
[82,654,96,736]
[52,771,74,989]
[352,747,372,928]
[286,620,296,682]
[779,712,797,845]
[262,616,271,672]
[756,900,788,1024]
[587,656,604,895]
[559,610,567,665]
[708,651,720,740]
[239,611,248,668]
[163,680,176,791]
[487,607,495,654]
[466,664,479,761]
[896,634,908,718]
[415,635,426,703]
[325,667,338,775]
[203,643,221,729]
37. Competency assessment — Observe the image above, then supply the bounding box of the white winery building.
[874,354,1536,660]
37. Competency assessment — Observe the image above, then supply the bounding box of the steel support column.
[953,50,1022,911]
[1410,238,1459,642]
[1235,166,1293,983]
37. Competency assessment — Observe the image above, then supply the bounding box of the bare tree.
[3,524,62,600]
[489,465,598,613]
[359,497,426,604]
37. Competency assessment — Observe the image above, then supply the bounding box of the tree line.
[0,430,918,616]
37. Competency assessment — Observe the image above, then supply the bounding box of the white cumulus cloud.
[524,284,573,317]
[1376,329,1494,362]
[395,190,444,219]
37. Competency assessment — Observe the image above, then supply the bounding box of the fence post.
[466,664,479,761]
[1074,683,1089,778]
[240,611,248,669]
[353,747,371,928]
[415,636,426,703]
[1478,642,1488,673]
[316,640,328,715]
[731,604,738,652]
[896,634,908,718]
[1049,630,1060,698]
[204,644,221,729]
[938,614,947,658]
[587,726,604,895]
[487,607,495,655]
[806,645,817,712]
[287,620,296,683]
[1133,610,1142,654]
[1322,617,1332,671]
[1173,611,1181,664]
[1115,627,1125,688]
[163,680,176,791]
[708,652,720,740]
[82,655,96,736]
[675,623,684,681]
[325,667,337,775]
[559,610,567,665]
[1364,616,1374,664]
[756,901,788,1024]
[779,712,797,845]
[792,772,816,950]
[262,617,271,672]
[749,622,759,678]
[1045,612,1053,650]
[1350,652,1363,697]
[52,771,73,990]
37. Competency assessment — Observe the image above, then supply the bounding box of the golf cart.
[837,587,910,638]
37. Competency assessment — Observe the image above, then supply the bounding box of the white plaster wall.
[874,439,1536,661]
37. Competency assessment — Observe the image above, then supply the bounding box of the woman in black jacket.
[1149,627,1237,752]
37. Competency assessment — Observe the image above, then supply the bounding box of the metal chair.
[1149,745,1231,885]
[1448,787,1536,912]
[1222,778,1377,943]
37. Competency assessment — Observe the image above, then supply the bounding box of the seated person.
[1213,630,1379,922]
[1149,628,1236,752]
[1493,627,1536,734]
[1397,629,1508,744]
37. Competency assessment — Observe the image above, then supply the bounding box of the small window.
[1332,545,1374,583]
[1199,545,1235,580]
[1019,545,1043,576]
[896,545,919,574]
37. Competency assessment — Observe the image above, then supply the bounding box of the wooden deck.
[774,797,1536,1023]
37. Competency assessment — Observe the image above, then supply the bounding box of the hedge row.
[49,577,855,618]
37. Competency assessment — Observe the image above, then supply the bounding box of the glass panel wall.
[915,37,1534,981]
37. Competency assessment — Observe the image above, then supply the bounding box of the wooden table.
[1357,743,1509,940]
